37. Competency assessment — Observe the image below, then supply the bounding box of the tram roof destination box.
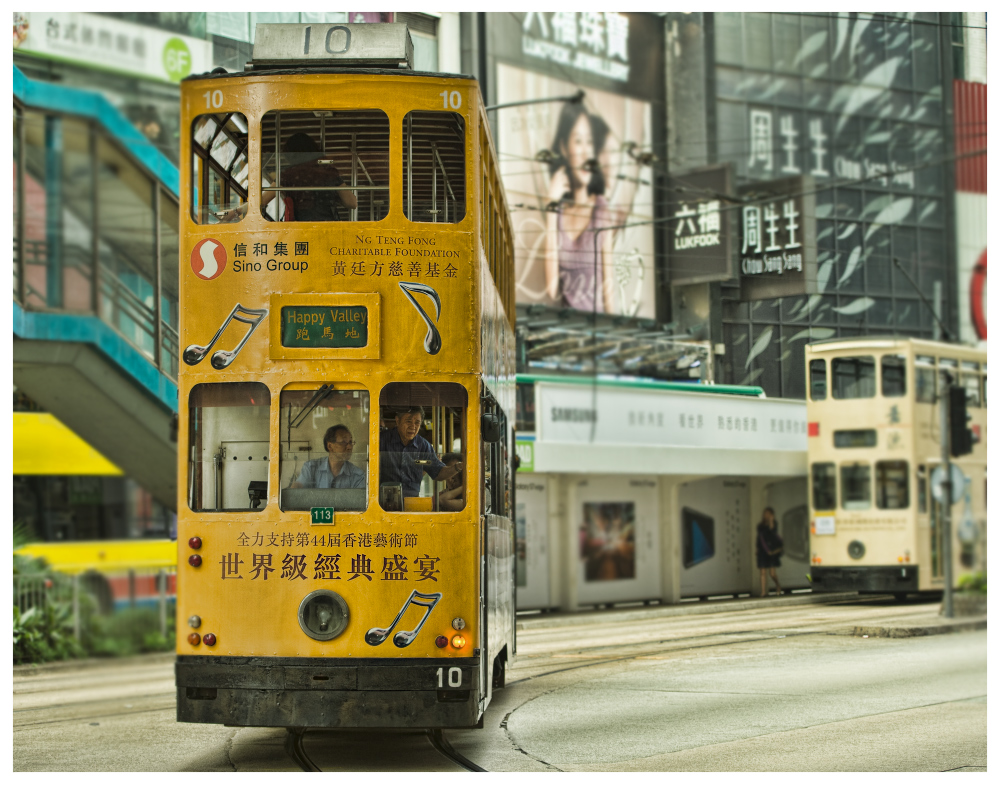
[248,23,413,71]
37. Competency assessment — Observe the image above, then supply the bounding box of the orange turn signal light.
[451,634,466,649]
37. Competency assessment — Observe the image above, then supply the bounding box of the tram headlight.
[451,617,466,631]
[848,540,866,560]
[188,615,202,629]
[297,590,349,641]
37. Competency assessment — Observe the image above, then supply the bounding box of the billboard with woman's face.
[496,64,657,318]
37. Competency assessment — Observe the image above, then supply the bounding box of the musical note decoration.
[365,590,443,648]
[398,282,442,355]
[183,303,269,369]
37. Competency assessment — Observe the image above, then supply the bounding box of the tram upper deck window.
[279,386,370,512]
[832,356,875,399]
[378,382,467,513]
[809,359,827,400]
[915,356,936,403]
[402,111,466,224]
[840,462,872,510]
[191,113,249,224]
[260,110,389,222]
[881,355,906,397]
[876,460,909,509]
[811,462,836,511]
[188,382,270,512]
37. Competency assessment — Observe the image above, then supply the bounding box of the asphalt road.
[13,597,986,772]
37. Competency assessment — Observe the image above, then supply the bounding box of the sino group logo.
[191,239,227,281]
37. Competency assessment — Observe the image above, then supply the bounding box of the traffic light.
[949,385,973,457]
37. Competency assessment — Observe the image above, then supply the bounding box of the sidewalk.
[515,592,987,638]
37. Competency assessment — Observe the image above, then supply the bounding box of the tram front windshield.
[279,387,370,512]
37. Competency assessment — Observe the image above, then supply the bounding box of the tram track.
[284,727,489,772]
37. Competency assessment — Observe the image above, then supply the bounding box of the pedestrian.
[756,506,783,597]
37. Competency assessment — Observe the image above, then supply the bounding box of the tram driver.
[380,406,462,498]
[222,131,358,222]
[292,425,365,489]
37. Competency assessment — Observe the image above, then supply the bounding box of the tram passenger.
[222,132,357,222]
[380,407,462,498]
[292,425,365,489]
[438,452,465,511]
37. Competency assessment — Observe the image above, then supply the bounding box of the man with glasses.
[292,424,365,489]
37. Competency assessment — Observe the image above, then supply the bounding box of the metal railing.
[14,568,176,640]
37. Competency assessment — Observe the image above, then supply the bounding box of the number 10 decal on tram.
[175,23,517,729]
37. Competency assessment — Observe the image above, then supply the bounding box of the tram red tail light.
[451,634,466,649]
[188,555,202,567]
[203,633,217,646]
[188,633,201,646]
[189,537,202,549]
[435,636,449,648]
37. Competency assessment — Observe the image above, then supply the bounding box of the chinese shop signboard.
[667,164,736,285]
[737,175,818,301]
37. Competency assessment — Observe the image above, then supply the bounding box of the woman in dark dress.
[756,506,783,597]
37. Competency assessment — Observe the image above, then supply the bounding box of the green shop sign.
[515,439,535,473]
[281,306,368,348]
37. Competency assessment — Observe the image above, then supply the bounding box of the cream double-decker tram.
[174,23,516,731]
[805,337,986,596]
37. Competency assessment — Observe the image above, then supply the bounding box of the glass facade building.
[668,12,960,399]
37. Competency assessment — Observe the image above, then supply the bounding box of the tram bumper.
[176,656,481,729]
[810,565,919,593]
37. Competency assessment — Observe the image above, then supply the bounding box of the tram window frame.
[190,112,249,225]
[378,382,467,514]
[402,110,467,224]
[831,356,876,400]
[809,359,827,400]
[917,465,928,514]
[811,462,837,511]
[915,356,937,403]
[961,371,982,407]
[278,385,371,513]
[187,382,271,512]
[259,110,390,223]
[840,462,872,510]
[875,460,909,509]
[881,355,906,397]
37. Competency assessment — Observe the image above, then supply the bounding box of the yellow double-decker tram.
[805,337,986,596]
[175,23,516,730]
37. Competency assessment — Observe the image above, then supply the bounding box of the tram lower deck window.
[261,110,389,222]
[876,461,909,509]
[190,112,249,224]
[188,382,270,512]
[279,386,371,512]
[378,382,467,513]
[403,111,466,224]
[840,462,871,510]
[811,462,836,511]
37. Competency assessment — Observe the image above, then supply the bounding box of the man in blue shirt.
[292,424,365,489]
[380,406,462,498]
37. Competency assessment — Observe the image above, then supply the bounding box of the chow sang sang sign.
[738,175,817,301]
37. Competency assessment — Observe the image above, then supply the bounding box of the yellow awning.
[13,412,124,475]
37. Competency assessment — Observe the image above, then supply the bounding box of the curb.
[13,651,175,677]
[516,592,868,631]
[852,617,987,638]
